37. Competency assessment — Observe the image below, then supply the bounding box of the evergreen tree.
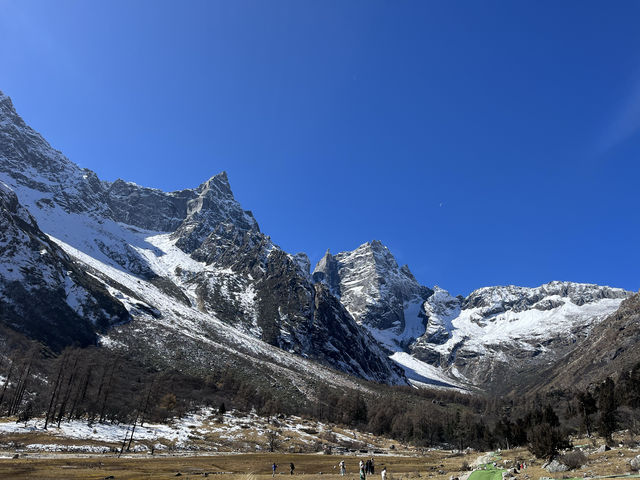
[597,377,617,443]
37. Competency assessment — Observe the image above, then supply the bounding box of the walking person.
[272,463,277,477]
[290,463,295,475]
[360,460,366,480]
[381,467,387,480]
[370,458,375,475]
[340,461,346,476]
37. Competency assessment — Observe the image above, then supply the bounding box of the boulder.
[544,460,569,473]
[629,455,640,471]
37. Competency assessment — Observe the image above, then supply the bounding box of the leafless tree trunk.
[45,352,69,429]
[0,361,14,410]
[99,359,118,423]
[56,354,80,427]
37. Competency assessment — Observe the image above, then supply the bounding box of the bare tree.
[266,428,281,452]
[0,361,14,410]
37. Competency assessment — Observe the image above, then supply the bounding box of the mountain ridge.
[0,88,635,393]
[0,89,405,387]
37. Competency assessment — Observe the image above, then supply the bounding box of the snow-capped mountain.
[313,241,631,390]
[0,88,634,393]
[313,241,433,349]
[0,90,404,388]
[411,281,629,387]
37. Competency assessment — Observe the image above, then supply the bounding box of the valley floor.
[0,412,639,480]
[0,443,638,480]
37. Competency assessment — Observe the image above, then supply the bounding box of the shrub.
[560,451,587,470]
[527,423,568,460]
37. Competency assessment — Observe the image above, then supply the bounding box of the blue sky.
[1,0,639,295]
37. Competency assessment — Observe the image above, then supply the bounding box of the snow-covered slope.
[0,181,129,350]
[0,89,404,386]
[312,239,631,390]
[532,292,640,392]
[412,282,629,387]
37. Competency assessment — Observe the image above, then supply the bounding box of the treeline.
[0,333,294,432]
[0,341,496,450]
[306,364,640,456]
[0,325,638,458]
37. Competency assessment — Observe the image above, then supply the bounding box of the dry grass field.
[0,443,638,480]
[0,451,456,480]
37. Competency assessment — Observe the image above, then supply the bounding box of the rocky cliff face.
[0,90,403,385]
[312,237,631,389]
[532,292,640,392]
[313,240,433,351]
[0,92,256,237]
[182,223,404,382]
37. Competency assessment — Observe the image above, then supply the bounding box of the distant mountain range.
[0,89,636,396]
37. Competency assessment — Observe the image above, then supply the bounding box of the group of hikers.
[271,459,387,479]
[358,458,381,479]
[271,463,296,476]
[339,458,381,478]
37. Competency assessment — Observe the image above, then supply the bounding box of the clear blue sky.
[1,0,639,295]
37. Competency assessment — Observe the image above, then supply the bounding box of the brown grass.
[0,436,637,480]
[0,451,460,480]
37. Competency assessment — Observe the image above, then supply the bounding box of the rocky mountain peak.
[359,239,397,265]
[0,92,257,245]
[0,90,14,112]
[463,281,630,313]
[0,92,405,385]
[312,250,341,296]
[171,172,259,253]
[410,280,632,388]
[196,171,232,197]
[312,240,433,343]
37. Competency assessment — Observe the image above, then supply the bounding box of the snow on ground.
[0,174,372,394]
[41,245,336,398]
[433,297,625,358]
[399,300,428,345]
[136,232,207,281]
[0,410,207,447]
[367,300,427,352]
[390,352,466,391]
[0,410,383,453]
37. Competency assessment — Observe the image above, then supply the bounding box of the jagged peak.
[353,239,388,253]
[197,171,232,197]
[292,252,311,277]
[469,280,629,297]
[463,280,631,311]
[367,239,386,249]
